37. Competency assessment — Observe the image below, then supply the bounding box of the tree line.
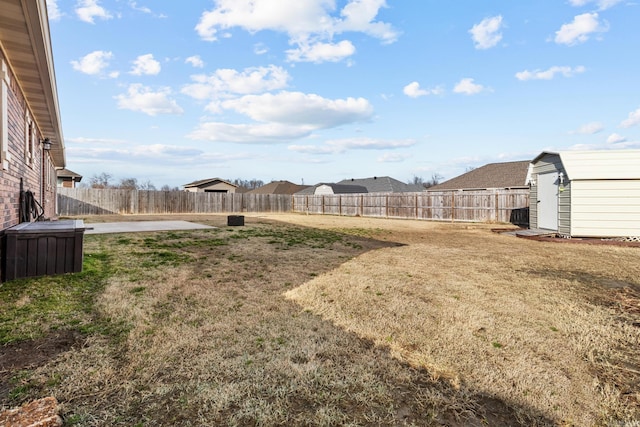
[83,173,265,192]
[83,172,445,191]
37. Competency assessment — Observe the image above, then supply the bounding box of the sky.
[45,0,640,189]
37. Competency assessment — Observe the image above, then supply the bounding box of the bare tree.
[409,175,425,186]
[138,180,157,190]
[160,184,179,191]
[229,178,265,190]
[424,173,444,188]
[409,173,444,189]
[117,178,138,190]
[89,172,112,189]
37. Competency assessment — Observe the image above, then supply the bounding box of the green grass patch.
[0,247,113,345]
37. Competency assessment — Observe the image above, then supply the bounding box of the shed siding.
[529,153,570,232]
[558,182,571,236]
[570,180,640,237]
[315,185,334,195]
[530,185,538,229]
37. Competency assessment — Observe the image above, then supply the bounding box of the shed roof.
[428,160,530,191]
[533,150,640,180]
[247,180,309,195]
[337,176,423,193]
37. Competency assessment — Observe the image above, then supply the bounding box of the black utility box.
[227,215,245,226]
[2,220,86,282]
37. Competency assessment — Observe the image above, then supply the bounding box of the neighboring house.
[0,0,65,230]
[428,161,530,191]
[57,168,82,188]
[247,180,309,195]
[183,178,238,193]
[529,150,640,238]
[296,183,368,195]
[337,176,423,193]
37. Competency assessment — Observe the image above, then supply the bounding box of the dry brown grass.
[278,214,640,426]
[3,213,639,426]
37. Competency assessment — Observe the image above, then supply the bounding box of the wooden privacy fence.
[57,188,293,215]
[291,189,530,223]
[57,188,529,224]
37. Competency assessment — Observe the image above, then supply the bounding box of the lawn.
[1,214,639,426]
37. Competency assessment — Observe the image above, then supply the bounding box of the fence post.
[451,191,455,222]
[386,195,389,218]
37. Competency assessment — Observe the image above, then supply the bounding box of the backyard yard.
[1,213,639,426]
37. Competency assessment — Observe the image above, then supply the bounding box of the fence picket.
[57,188,529,224]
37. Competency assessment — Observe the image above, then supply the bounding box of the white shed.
[529,150,640,238]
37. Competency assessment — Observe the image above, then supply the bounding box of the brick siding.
[1,48,58,231]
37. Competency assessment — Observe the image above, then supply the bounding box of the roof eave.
[1,0,65,167]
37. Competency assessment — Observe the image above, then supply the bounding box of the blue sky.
[46,0,640,189]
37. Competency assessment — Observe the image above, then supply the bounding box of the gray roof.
[247,181,310,195]
[428,161,530,191]
[337,176,423,193]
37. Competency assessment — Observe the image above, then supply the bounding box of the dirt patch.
[0,330,84,401]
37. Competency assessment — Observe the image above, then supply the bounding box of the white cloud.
[288,144,339,155]
[68,144,250,166]
[554,13,608,46]
[326,137,415,150]
[336,0,399,44]
[286,40,356,63]
[606,133,626,144]
[185,55,205,68]
[570,122,604,134]
[453,78,487,95]
[221,92,373,128]
[254,43,269,55]
[129,1,151,14]
[188,122,312,143]
[378,152,410,162]
[621,108,640,128]
[568,0,623,10]
[115,84,183,116]
[71,50,114,76]
[46,0,63,20]
[516,65,586,81]
[75,0,112,24]
[67,137,128,144]
[195,0,399,63]
[403,82,443,98]
[469,15,503,50]
[289,138,415,155]
[189,92,374,144]
[130,54,161,76]
[182,65,291,100]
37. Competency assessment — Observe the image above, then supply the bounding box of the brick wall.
[1,49,58,231]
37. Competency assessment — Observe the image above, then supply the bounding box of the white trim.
[1,59,8,170]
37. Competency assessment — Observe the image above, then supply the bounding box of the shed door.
[537,172,559,230]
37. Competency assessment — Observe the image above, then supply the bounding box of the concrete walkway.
[85,220,215,235]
